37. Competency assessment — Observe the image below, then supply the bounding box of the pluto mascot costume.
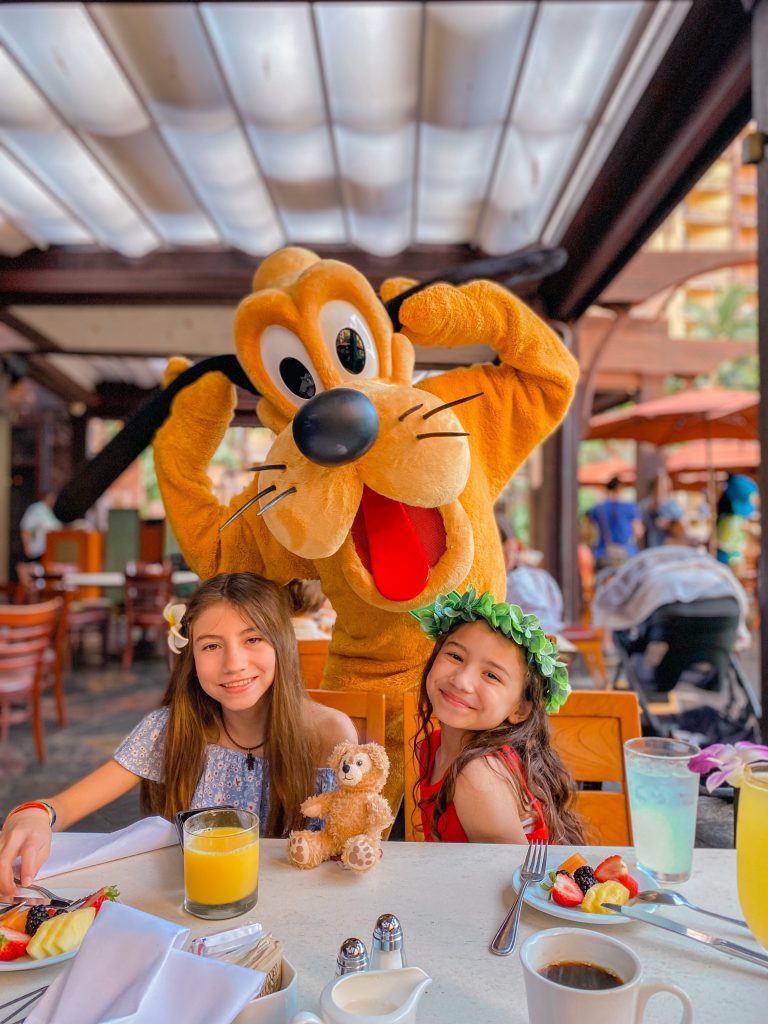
[153,247,578,809]
[56,246,578,810]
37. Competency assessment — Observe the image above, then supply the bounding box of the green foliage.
[686,283,757,340]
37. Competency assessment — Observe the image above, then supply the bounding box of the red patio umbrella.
[586,387,758,444]
[578,458,635,487]
[665,439,760,476]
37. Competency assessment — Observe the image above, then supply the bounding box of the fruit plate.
[0,888,88,971]
[512,858,657,926]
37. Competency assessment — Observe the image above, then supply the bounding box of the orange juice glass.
[183,808,259,919]
[737,761,768,948]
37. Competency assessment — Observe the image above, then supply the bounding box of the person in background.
[716,474,759,568]
[286,579,334,639]
[587,477,643,569]
[502,541,577,664]
[16,491,61,592]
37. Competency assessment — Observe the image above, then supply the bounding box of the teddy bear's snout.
[342,762,351,774]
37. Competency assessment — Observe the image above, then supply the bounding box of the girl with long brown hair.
[0,573,356,896]
[410,587,584,844]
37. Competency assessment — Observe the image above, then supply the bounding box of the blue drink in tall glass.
[624,737,700,883]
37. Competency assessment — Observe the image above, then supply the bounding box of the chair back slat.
[298,639,330,688]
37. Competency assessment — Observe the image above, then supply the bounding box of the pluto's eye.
[280,357,316,400]
[259,325,324,407]
[336,328,366,374]
[319,301,379,381]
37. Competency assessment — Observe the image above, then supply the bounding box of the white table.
[62,571,199,588]
[3,842,764,1022]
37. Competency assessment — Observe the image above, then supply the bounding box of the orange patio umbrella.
[665,439,760,476]
[586,388,758,444]
[578,458,635,487]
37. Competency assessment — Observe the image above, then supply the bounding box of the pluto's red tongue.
[360,487,430,601]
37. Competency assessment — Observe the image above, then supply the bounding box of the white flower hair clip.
[163,602,189,654]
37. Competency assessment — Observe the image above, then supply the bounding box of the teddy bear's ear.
[363,742,390,775]
[329,740,355,769]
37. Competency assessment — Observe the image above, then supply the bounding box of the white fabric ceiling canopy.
[0,1,690,259]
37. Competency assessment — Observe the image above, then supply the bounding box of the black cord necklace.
[219,717,265,770]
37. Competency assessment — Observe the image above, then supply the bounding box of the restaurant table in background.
[2,842,763,1023]
[62,570,199,589]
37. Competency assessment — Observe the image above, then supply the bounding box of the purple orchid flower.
[688,741,768,792]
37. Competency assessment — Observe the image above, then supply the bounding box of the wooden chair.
[298,638,330,688]
[402,689,641,844]
[24,565,112,671]
[306,689,386,747]
[0,599,61,761]
[548,690,641,845]
[122,561,174,670]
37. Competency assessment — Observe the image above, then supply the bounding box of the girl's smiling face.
[192,600,276,712]
[426,620,530,732]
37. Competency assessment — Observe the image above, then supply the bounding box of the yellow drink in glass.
[737,762,768,948]
[183,809,259,919]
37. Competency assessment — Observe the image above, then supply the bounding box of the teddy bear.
[288,741,394,872]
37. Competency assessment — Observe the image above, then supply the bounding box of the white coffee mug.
[520,928,693,1024]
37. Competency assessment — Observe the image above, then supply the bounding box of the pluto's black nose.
[292,388,379,466]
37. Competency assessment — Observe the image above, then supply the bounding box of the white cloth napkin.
[26,901,266,1024]
[35,817,178,880]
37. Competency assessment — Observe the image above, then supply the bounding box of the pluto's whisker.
[398,403,424,422]
[422,391,484,421]
[248,463,287,473]
[257,486,298,516]
[219,485,276,532]
[415,431,470,440]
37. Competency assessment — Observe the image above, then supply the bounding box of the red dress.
[418,730,549,843]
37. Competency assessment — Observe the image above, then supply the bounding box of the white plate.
[0,888,90,971]
[513,856,657,926]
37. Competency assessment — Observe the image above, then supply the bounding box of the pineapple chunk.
[26,907,96,959]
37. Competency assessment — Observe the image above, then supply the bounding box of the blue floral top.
[113,708,336,834]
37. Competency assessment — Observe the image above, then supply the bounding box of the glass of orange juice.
[737,761,768,948]
[183,808,259,920]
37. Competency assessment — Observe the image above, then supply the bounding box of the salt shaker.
[335,936,369,976]
[371,913,406,970]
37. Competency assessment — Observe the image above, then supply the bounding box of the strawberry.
[594,854,628,882]
[617,872,639,899]
[550,870,584,908]
[81,884,119,913]
[0,925,30,961]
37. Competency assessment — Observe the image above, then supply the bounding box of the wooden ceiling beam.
[0,244,504,305]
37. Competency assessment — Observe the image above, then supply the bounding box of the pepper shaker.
[335,937,369,976]
[371,913,406,970]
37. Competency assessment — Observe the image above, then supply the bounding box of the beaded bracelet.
[5,800,56,828]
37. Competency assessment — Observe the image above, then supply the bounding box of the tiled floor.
[0,643,746,846]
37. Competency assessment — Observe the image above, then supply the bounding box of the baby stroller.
[591,546,761,745]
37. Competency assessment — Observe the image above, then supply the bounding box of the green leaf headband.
[409,585,571,714]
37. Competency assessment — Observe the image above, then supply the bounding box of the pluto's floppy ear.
[383,247,567,330]
[54,354,258,523]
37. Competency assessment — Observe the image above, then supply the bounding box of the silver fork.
[490,840,548,956]
[12,877,74,906]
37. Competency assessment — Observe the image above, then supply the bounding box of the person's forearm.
[24,761,141,833]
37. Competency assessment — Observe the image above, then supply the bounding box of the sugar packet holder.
[190,922,283,997]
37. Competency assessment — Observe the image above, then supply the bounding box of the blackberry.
[25,905,51,936]
[573,865,599,895]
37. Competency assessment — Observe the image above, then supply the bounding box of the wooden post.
[752,0,768,740]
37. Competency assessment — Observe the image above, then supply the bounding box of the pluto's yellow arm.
[153,357,312,582]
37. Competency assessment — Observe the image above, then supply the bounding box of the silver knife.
[603,904,768,970]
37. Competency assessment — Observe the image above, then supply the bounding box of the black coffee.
[539,960,624,991]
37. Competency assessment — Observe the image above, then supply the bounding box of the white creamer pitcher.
[290,967,431,1024]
